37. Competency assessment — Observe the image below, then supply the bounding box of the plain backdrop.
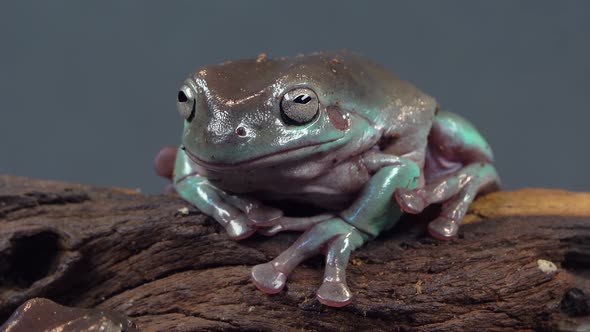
[1,1,589,193]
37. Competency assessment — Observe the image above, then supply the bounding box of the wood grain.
[0,175,589,331]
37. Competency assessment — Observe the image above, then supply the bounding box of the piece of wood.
[0,175,589,331]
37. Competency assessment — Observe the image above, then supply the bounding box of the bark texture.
[0,175,589,331]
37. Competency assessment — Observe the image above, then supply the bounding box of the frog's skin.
[171,51,499,307]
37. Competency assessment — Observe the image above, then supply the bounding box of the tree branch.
[0,175,589,331]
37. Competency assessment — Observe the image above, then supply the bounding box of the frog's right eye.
[177,86,196,122]
[280,87,320,125]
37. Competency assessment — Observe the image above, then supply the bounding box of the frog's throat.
[183,138,343,171]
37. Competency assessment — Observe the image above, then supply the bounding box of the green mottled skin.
[171,51,499,307]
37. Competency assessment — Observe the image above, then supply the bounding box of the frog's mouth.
[183,137,343,171]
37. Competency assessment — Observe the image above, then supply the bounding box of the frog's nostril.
[178,91,189,103]
[235,127,247,137]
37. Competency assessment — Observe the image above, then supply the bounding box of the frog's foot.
[189,189,259,240]
[395,188,428,214]
[251,218,365,306]
[316,234,359,307]
[316,280,352,307]
[427,216,459,240]
[213,193,283,239]
[175,179,282,240]
[222,194,284,224]
[224,218,256,240]
[255,214,335,236]
[154,146,178,180]
[155,146,180,194]
[173,147,284,239]
[250,263,287,294]
[423,163,500,239]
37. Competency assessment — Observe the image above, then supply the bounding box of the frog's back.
[322,52,438,162]
[288,52,437,126]
[196,51,437,124]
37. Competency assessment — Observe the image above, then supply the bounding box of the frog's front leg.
[174,147,283,239]
[251,152,420,306]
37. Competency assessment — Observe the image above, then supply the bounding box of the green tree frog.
[156,51,499,307]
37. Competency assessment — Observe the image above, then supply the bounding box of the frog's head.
[176,52,381,169]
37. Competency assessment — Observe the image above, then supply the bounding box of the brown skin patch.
[326,105,350,131]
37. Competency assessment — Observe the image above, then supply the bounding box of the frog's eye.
[177,85,196,122]
[280,88,319,125]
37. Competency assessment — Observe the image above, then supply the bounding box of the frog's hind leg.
[316,231,364,306]
[416,163,498,239]
[395,111,500,239]
[251,218,366,306]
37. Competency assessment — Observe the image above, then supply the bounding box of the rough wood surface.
[0,175,589,331]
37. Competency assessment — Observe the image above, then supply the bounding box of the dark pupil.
[178,91,188,102]
[293,94,311,104]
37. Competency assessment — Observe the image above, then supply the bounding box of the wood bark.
[0,175,589,331]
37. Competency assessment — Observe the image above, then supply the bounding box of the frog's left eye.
[280,88,319,125]
[177,85,196,122]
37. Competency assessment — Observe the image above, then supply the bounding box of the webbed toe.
[226,220,256,240]
[427,216,459,240]
[251,263,287,294]
[395,188,426,214]
[316,281,353,307]
[246,207,283,224]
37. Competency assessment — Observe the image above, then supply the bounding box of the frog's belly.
[204,160,371,211]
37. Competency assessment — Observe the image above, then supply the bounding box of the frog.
[157,51,500,307]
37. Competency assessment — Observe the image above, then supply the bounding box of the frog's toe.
[395,188,427,214]
[428,216,459,240]
[315,229,364,307]
[223,195,283,224]
[316,281,353,307]
[247,206,283,225]
[225,220,256,240]
[251,263,287,294]
[257,224,283,236]
[255,214,335,234]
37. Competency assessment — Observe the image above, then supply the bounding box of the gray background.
[1,1,589,193]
